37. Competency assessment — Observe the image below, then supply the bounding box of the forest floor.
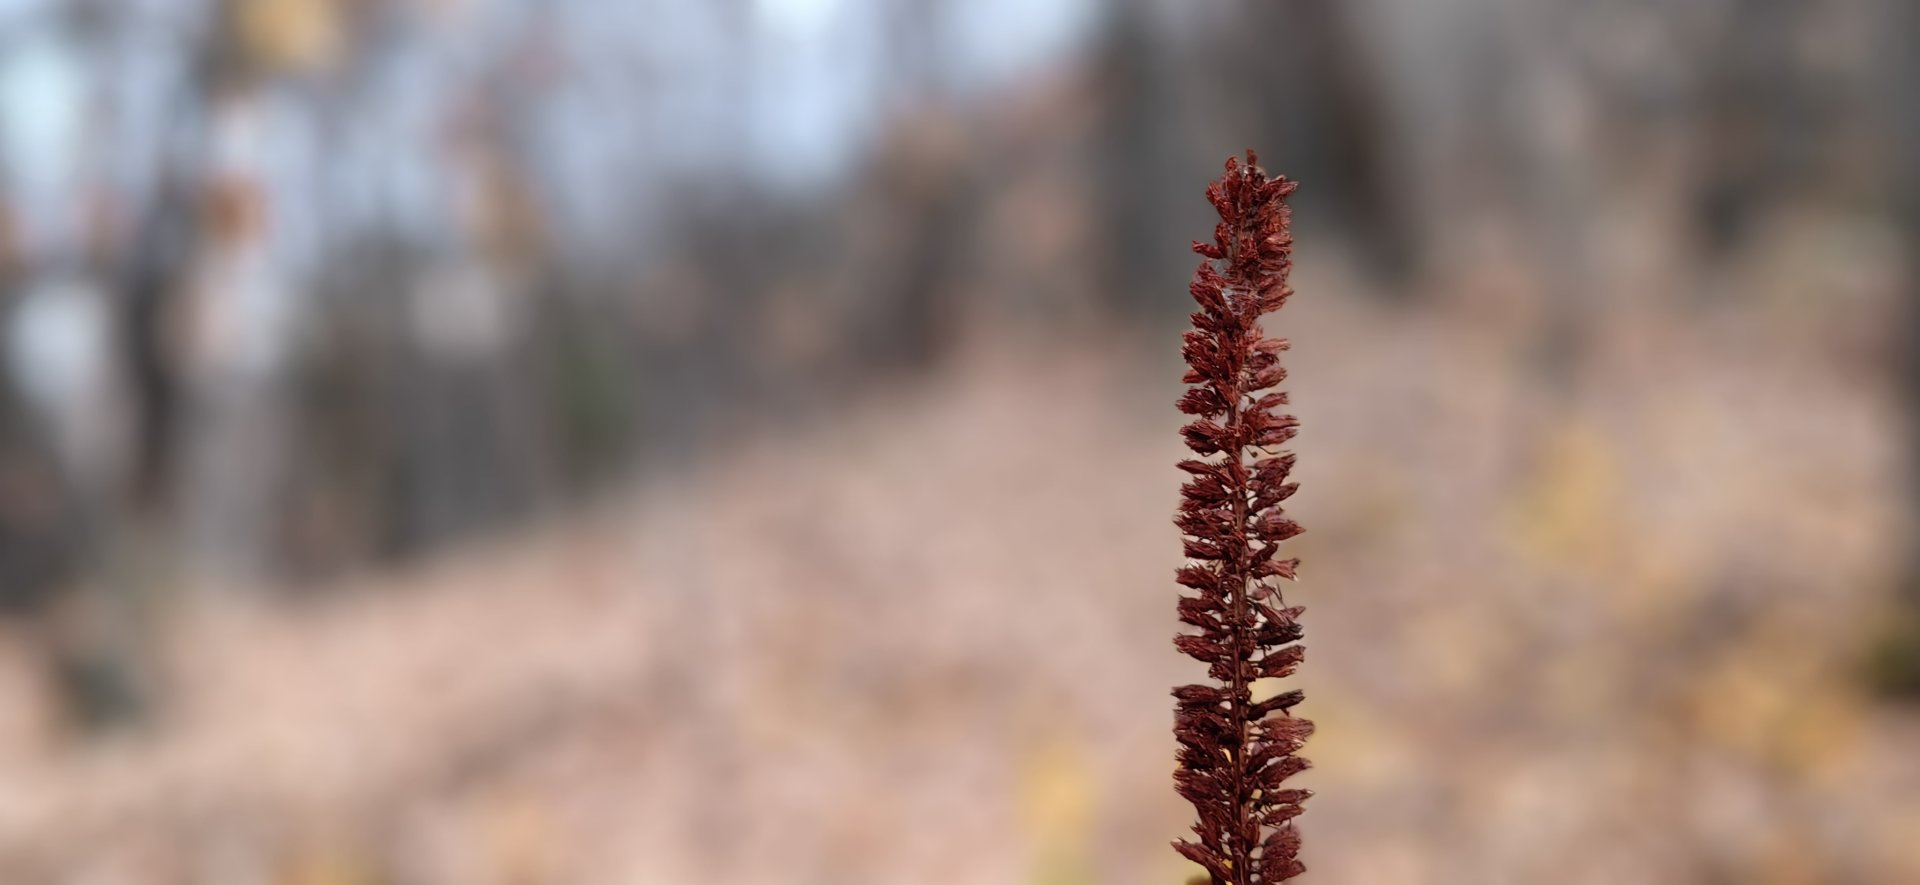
[0,258,1917,884]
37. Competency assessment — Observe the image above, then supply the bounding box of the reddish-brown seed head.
[1171,151,1311,885]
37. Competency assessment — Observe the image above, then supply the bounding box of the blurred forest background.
[0,0,1915,882]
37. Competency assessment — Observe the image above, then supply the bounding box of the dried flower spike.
[1172,151,1311,885]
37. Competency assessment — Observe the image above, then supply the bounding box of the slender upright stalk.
[1172,152,1312,885]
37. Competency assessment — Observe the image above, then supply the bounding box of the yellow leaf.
[235,0,341,73]
[1020,735,1095,885]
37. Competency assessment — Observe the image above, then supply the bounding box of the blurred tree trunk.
[1690,0,1808,257]
[1500,6,1598,393]
[0,165,67,609]
[1093,0,1189,323]
[117,160,203,518]
[1226,0,1415,283]
[865,0,966,365]
[851,126,974,369]
[1848,0,1920,697]
[0,318,79,613]
[1894,0,1920,616]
